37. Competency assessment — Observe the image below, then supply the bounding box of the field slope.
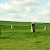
[0,21,50,50]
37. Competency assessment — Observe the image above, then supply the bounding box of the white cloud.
[0,3,12,10]
[24,0,36,2]
[46,2,50,6]
[40,9,48,15]
[0,0,50,23]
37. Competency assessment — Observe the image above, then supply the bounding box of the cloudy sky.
[0,0,50,23]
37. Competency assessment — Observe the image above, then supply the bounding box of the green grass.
[0,21,50,50]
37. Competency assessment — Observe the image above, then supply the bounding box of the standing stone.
[11,25,13,29]
[31,23,35,32]
[44,26,47,31]
[31,25,33,32]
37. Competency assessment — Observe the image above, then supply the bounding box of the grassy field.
[0,21,50,50]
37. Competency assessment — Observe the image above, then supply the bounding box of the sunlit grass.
[0,22,50,50]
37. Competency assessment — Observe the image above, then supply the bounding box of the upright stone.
[32,24,35,32]
[44,26,47,31]
[31,23,35,32]
[11,25,13,29]
[31,25,33,32]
